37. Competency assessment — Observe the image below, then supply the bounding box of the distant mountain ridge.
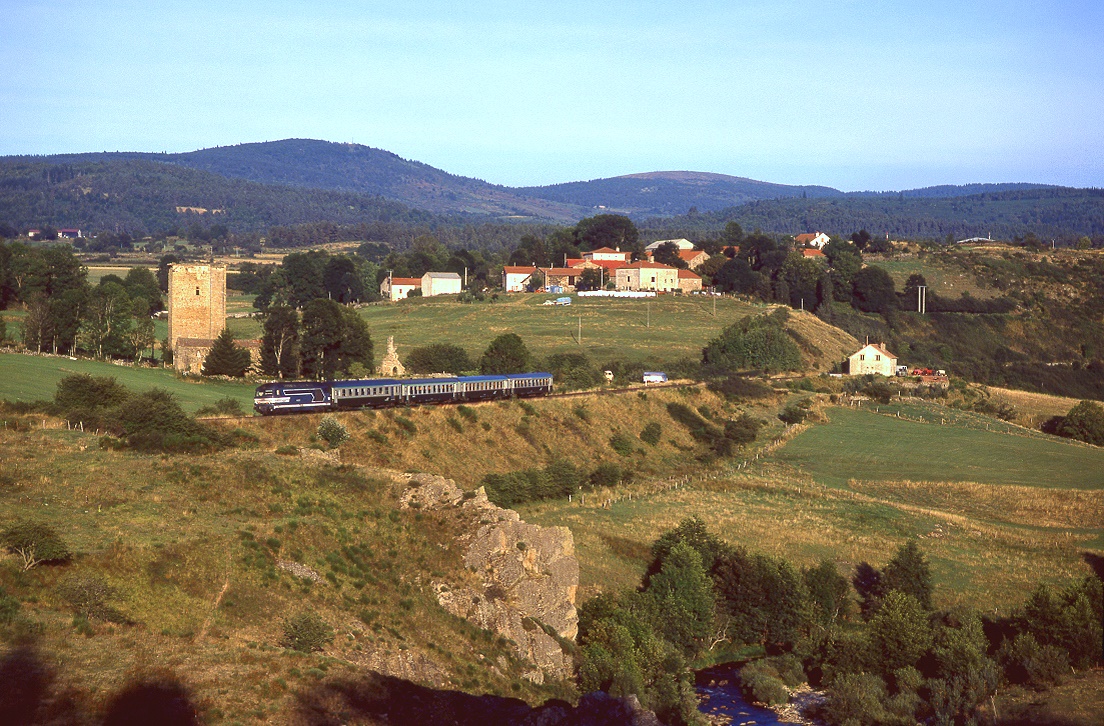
[0,139,1096,238]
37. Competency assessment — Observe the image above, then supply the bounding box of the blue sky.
[4,1,1102,190]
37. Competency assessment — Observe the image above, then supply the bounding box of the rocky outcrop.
[401,473,579,684]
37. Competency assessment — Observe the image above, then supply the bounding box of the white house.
[795,232,831,249]
[645,238,694,252]
[421,271,462,297]
[502,266,537,292]
[848,343,898,377]
[582,247,632,262]
[381,276,421,302]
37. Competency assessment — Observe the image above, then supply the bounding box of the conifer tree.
[201,328,252,377]
[882,540,934,610]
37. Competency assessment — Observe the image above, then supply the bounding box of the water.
[695,664,784,726]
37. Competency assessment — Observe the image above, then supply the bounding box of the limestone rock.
[402,474,579,683]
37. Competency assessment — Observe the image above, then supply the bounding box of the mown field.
[522,400,1103,610]
[356,294,858,370]
[0,353,256,413]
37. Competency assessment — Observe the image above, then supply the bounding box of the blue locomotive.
[253,372,554,415]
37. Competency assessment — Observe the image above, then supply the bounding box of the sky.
[3,1,1103,191]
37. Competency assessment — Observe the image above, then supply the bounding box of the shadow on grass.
[103,679,199,726]
[293,670,658,726]
[0,644,82,723]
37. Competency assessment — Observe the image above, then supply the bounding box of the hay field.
[356,295,858,369]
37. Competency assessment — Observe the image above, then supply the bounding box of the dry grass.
[985,385,1081,428]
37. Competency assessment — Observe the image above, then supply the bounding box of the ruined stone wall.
[167,265,226,348]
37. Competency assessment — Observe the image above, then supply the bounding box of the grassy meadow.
[0,352,257,413]
[521,398,1103,610]
[356,294,858,370]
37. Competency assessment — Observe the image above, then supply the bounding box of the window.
[875,355,881,361]
[195,287,200,296]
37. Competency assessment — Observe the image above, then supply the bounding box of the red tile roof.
[503,266,537,274]
[677,268,701,279]
[795,233,818,243]
[588,259,630,270]
[565,258,586,267]
[802,248,826,257]
[540,267,582,276]
[389,277,422,286]
[678,249,705,261]
[585,247,623,255]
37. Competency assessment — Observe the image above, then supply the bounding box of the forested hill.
[4,141,589,222]
[0,140,1098,238]
[0,157,438,234]
[516,171,842,217]
[641,187,1104,241]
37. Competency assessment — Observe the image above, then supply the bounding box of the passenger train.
[253,372,554,415]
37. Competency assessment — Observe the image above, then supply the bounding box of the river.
[695,664,785,726]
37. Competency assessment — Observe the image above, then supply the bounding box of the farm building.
[848,343,898,377]
[502,266,537,292]
[421,271,462,297]
[582,247,632,262]
[677,268,703,293]
[645,238,694,252]
[645,247,710,269]
[795,232,830,249]
[615,261,680,292]
[540,267,583,291]
[381,276,421,301]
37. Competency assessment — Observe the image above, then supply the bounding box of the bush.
[57,573,126,622]
[114,388,225,453]
[2,520,70,570]
[275,445,299,456]
[53,374,128,413]
[609,432,636,456]
[0,587,20,623]
[778,402,809,425]
[195,396,244,417]
[457,405,478,422]
[405,343,473,374]
[822,672,891,726]
[998,632,1069,688]
[741,670,790,706]
[1056,400,1104,445]
[710,375,776,401]
[639,422,662,446]
[281,611,334,652]
[589,462,623,489]
[702,311,803,373]
[317,416,350,448]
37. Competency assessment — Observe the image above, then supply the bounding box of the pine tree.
[882,540,934,610]
[201,328,252,377]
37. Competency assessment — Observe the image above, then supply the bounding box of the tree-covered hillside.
[642,187,1104,242]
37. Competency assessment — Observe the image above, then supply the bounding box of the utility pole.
[647,302,651,328]
[713,296,716,317]
[577,315,582,344]
[917,285,927,314]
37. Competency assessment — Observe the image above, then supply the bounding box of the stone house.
[615,261,680,292]
[380,276,422,301]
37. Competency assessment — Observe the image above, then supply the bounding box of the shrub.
[998,632,1068,688]
[395,416,417,435]
[57,573,126,622]
[639,422,662,446]
[457,405,478,422]
[2,520,70,570]
[1056,400,1104,445]
[317,416,350,448]
[446,416,463,433]
[195,396,244,417]
[0,587,20,623]
[405,343,473,374]
[589,462,623,489]
[822,672,890,726]
[53,374,128,413]
[778,402,809,425]
[741,670,790,706]
[573,405,590,422]
[114,388,224,453]
[609,432,635,456]
[275,445,299,456]
[281,611,334,652]
[702,311,803,373]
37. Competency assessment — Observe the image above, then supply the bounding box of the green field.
[776,406,1104,489]
[874,256,1001,300]
[0,352,257,413]
[359,293,793,365]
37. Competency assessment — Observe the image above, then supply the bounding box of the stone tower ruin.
[168,264,227,373]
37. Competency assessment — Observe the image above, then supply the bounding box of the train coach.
[253,372,553,415]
